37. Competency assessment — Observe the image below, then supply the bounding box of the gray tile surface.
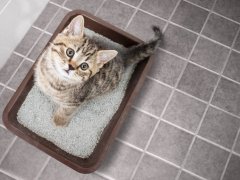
[0,89,14,124]
[233,33,240,51]
[140,0,179,20]
[0,138,48,180]
[0,54,23,84]
[126,10,166,41]
[28,33,51,60]
[223,51,240,83]
[184,138,229,180]
[212,77,240,116]
[121,0,141,6]
[0,127,15,160]
[214,0,240,23]
[65,0,103,14]
[202,13,239,46]
[133,78,171,117]
[0,172,15,180]
[8,60,33,89]
[15,28,42,56]
[186,0,215,9]
[148,50,185,87]
[234,134,240,154]
[223,154,240,180]
[179,171,202,180]
[98,141,141,180]
[178,63,219,101]
[50,0,65,5]
[199,106,240,148]
[46,8,70,34]
[118,108,157,149]
[171,1,209,33]
[39,158,86,180]
[34,3,59,29]
[162,24,198,58]
[133,154,179,180]
[148,121,193,165]
[191,37,230,73]
[163,91,207,132]
[97,0,135,29]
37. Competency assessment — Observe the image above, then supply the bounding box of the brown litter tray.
[3,10,154,173]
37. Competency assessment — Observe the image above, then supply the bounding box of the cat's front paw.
[53,114,70,127]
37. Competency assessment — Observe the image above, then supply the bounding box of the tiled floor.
[0,0,240,179]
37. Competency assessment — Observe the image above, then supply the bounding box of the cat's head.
[48,15,118,83]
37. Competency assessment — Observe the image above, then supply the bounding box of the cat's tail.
[123,26,163,66]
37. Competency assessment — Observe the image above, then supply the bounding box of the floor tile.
[233,33,240,51]
[0,138,48,180]
[223,154,240,180]
[163,91,207,132]
[96,0,135,29]
[0,127,15,160]
[184,138,229,180]
[234,134,240,154]
[140,0,179,20]
[15,27,42,56]
[0,54,23,84]
[148,50,185,87]
[98,141,141,180]
[223,51,240,83]
[162,24,198,58]
[199,106,240,149]
[117,108,157,149]
[46,8,70,34]
[148,121,193,165]
[121,0,141,6]
[50,0,65,5]
[191,37,229,73]
[39,158,86,180]
[28,33,51,60]
[133,154,178,180]
[0,89,14,124]
[177,63,218,101]
[126,10,166,41]
[34,3,59,29]
[212,77,240,116]
[214,0,240,23]
[85,174,106,180]
[202,13,239,46]
[0,172,14,180]
[171,1,209,33]
[65,0,103,14]
[8,60,33,89]
[186,0,214,9]
[133,78,171,117]
[0,85,3,93]
[179,171,202,180]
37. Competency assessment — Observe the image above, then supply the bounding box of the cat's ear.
[62,15,84,37]
[96,50,118,64]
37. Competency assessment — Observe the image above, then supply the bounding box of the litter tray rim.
[2,9,154,173]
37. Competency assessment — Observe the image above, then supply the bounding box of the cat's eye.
[66,48,75,58]
[80,62,89,70]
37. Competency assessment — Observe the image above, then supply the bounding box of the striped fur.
[35,15,162,126]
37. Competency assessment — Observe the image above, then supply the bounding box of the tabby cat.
[35,15,162,126]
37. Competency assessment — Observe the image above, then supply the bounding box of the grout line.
[0,124,6,130]
[219,26,240,180]
[34,156,51,180]
[175,1,240,178]
[129,1,184,179]
[181,169,208,180]
[0,0,12,16]
[32,26,53,35]
[0,136,17,165]
[183,0,210,11]
[116,138,144,152]
[0,168,24,180]
[123,0,145,30]
[94,0,107,15]
[95,171,115,180]
[0,82,16,92]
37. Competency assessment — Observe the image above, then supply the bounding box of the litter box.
[3,10,154,173]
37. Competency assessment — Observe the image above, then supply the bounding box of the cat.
[35,15,162,126]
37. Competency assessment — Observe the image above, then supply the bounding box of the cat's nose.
[68,64,75,71]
